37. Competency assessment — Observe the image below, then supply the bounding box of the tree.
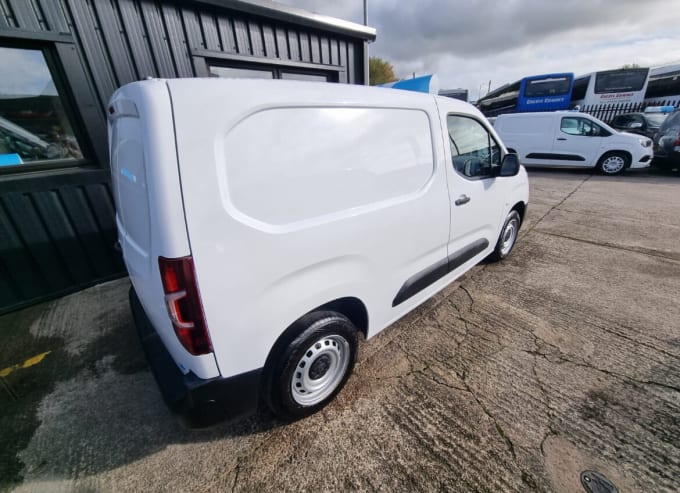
[621,63,640,69]
[369,57,397,85]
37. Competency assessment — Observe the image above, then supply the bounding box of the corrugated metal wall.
[67,0,362,108]
[0,178,121,310]
[0,0,368,314]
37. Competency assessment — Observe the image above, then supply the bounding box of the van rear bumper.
[129,287,262,428]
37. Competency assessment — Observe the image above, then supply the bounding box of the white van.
[494,111,653,175]
[108,78,529,426]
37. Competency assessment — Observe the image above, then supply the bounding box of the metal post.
[363,0,369,85]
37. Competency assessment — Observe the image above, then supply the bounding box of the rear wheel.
[264,311,358,419]
[488,210,521,262]
[597,152,629,175]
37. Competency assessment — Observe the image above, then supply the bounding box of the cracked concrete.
[1,168,679,492]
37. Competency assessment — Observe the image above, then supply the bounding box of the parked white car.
[108,78,529,426]
[494,111,653,175]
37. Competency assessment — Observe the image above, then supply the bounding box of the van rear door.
[109,94,150,281]
[109,81,219,380]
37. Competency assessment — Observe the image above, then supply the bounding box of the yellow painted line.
[0,351,51,378]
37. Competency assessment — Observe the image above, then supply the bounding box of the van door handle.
[455,195,470,206]
[557,137,567,141]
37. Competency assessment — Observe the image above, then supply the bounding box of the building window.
[0,46,83,170]
[209,66,274,79]
[209,62,331,82]
[280,71,329,82]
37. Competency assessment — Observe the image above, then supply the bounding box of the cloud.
[274,0,680,97]
[0,47,53,97]
[369,0,672,58]
[274,0,363,24]
[423,34,680,100]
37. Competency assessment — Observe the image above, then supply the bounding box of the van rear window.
[222,107,434,225]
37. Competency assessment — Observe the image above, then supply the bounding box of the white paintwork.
[494,111,653,170]
[221,106,434,226]
[439,103,517,274]
[109,78,529,381]
[108,81,219,379]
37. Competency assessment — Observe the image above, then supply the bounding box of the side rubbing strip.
[447,238,489,272]
[525,153,585,162]
[392,258,449,307]
[392,238,490,307]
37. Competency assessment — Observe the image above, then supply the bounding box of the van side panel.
[222,107,434,225]
[495,113,556,165]
[109,81,219,379]
[167,79,452,379]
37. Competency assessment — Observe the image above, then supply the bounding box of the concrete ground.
[1,168,679,493]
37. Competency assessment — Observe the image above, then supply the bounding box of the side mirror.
[497,153,520,177]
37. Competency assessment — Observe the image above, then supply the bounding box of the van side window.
[447,115,500,179]
[560,117,610,137]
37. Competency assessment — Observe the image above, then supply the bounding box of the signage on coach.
[597,92,636,103]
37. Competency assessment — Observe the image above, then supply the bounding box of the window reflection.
[0,46,82,168]
[209,66,274,79]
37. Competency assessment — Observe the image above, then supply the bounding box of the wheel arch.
[260,297,367,412]
[599,149,632,168]
[511,201,526,224]
[262,297,368,382]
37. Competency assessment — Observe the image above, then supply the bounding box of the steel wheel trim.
[500,217,519,256]
[291,335,351,406]
[602,155,625,174]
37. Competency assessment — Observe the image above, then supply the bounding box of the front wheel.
[488,210,521,262]
[597,152,629,175]
[264,311,358,419]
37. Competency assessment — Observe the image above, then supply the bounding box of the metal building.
[0,0,376,314]
[439,89,469,103]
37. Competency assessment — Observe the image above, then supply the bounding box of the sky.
[0,47,56,97]
[274,0,680,100]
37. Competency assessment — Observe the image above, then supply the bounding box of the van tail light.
[158,256,213,355]
[673,132,680,147]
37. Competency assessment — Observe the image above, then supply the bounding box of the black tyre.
[264,311,358,419]
[655,157,680,172]
[597,151,629,175]
[488,210,521,262]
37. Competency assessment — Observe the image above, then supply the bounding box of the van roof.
[497,111,578,118]
[134,78,476,113]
